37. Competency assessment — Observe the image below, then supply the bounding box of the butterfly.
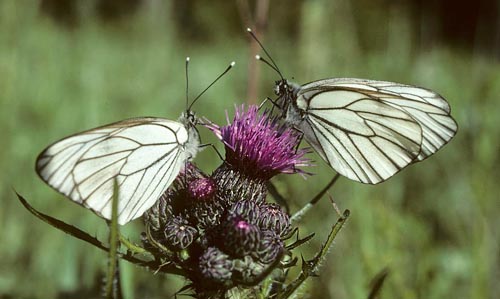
[36,58,235,225]
[274,78,458,184]
[247,29,458,184]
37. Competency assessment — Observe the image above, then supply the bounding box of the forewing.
[36,117,189,225]
[300,78,458,160]
[296,89,423,184]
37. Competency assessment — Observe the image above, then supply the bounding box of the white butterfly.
[247,28,457,184]
[246,28,457,184]
[36,58,235,225]
[273,77,458,184]
[36,113,201,225]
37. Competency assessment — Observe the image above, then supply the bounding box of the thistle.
[20,104,350,299]
[141,105,312,297]
[208,105,309,180]
[208,105,310,206]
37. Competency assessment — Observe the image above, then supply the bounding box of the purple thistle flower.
[207,105,309,180]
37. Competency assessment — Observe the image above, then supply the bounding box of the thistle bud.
[187,198,225,230]
[188,177,217,201]
[256,230,284,264]
[258,203,291,237]
[144,190,174,230]
[199,247,233,283]
[232,255,266,285]
[228,200,260,224]
[221,215,260,257]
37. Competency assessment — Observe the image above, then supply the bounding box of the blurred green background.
[1,0,498,298]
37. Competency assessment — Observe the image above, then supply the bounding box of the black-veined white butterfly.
[36,58,235,225]
[248,29,457,184]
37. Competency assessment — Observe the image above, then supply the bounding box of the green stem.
[291,174,340,223]
[105,180,122,299]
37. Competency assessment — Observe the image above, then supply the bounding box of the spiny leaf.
[14,191,185,275]
[286,232,315,250]
[15,191,109,251]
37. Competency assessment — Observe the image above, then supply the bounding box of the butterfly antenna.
[255,55,281,75]
[184,57,190,188]
[246,28,284,80]
[188,61,236,111]
[185,57,190,113]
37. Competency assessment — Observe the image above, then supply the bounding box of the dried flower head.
[207,105,309,180]
[163,215,198,250]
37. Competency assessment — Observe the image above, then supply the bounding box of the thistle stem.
[279,210,350,299]
[104,180,122,299]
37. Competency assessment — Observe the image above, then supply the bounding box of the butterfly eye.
[188,112,197,125]
[274,80,287,96]
[274,85,280,96]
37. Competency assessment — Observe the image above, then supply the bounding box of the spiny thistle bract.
[142,105,309,297]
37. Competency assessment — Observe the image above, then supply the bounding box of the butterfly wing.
[300,78,458,160]
[293,85,423,184]
[36,117,191,225]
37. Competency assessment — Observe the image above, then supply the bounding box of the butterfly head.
[186,110,198,126]
[183,110,198,127]
[274,79,288,97]
[274,79,300,113]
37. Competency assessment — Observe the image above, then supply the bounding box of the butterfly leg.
[258,97,280,111]
[266,181,290,213]
[290,173,341,223]
[293,129,304,152]
[199,143,224,161]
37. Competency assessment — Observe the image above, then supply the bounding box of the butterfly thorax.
[274,79,303,126]
[179,111,201,160]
